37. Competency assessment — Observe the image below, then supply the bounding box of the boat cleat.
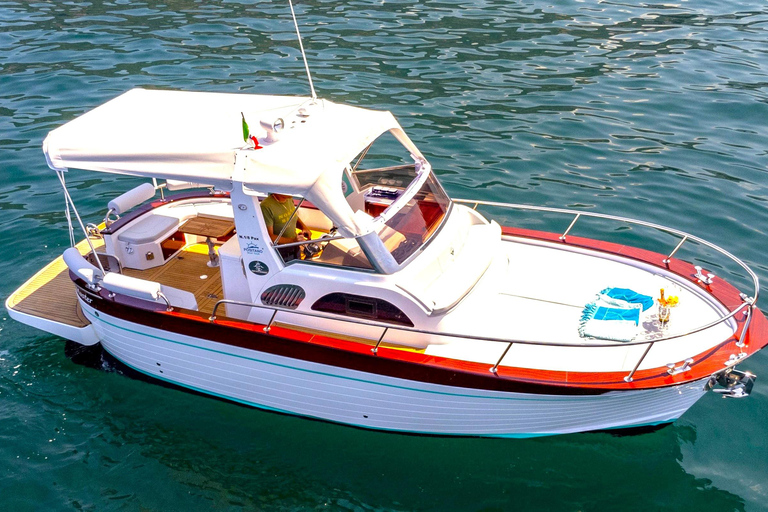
[707,367,756,398]
[724,352,748,366]
[667,358,694,375]
[694,266,715,285]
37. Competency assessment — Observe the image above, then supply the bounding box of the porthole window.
[311,293,413,327]
[346,297,376,318]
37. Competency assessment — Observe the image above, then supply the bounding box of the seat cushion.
[160,284,198,311]
[118,214,179,244]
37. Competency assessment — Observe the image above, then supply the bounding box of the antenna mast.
[288,0,317,101]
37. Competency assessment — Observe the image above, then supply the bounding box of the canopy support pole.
[57,171,77,248]
[56,171,106,276]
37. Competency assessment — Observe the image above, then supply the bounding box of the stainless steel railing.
[207,291,753,383]
[86,196,759,383]
[455,198,760,302]
[455,198,759,380]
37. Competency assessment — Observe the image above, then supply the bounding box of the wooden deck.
[8,241,223,328]
[6,238,102,328]
[123,245,223,314]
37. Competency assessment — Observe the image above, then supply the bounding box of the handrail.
[203,296,751,381]
[453,198,760,304]
[206,298,750,349]
[203,198,759,380]
[453,198,759,378]
[81,277,752,382]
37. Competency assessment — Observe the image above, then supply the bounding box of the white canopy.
[237,97,423,237]
[43,88,425,236]
[44,88,304,186]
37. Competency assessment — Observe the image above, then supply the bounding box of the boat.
[5,85,767,437]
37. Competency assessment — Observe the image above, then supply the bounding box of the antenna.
[288,0,317,101]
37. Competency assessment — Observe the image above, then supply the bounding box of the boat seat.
[160,285,198,311]
[118,214,179,244]
[316,226,404,269]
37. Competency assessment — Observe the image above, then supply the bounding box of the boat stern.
[6,246,100,346]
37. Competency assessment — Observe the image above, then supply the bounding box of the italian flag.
[241,112,262,149]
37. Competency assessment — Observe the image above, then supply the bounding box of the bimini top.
[43,88,425,236]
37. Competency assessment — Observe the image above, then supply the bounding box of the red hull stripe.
[77,223,768,394]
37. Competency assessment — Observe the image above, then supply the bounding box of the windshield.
[351,159,450,265]
[377,172,450,264]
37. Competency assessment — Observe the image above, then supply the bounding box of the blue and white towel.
[581,303,641,325]
[578,287,652,342]
[599,287,654,312]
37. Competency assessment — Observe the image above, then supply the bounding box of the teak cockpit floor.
[122,245,223,314]
[8,241,223,330]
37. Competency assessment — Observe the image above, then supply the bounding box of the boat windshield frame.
[353,162,453,268]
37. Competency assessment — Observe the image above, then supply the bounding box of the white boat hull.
[81,300,708,437]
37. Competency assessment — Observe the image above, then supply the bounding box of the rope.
[57,171,76,247]
[56,171,106,275]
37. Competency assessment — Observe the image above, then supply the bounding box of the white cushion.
[160,285,198,311]
[118,214,179,244]
[108,183,155,214]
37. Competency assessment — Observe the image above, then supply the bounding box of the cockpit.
[259,131,452,274]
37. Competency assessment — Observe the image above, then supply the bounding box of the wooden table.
[179,215,235,267]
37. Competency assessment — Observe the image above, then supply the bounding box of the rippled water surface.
[2,0,768,510]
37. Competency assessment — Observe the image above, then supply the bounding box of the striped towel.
[579,299,642,342]
[599,287,654,312]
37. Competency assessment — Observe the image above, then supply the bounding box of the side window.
[311,293,414,327]
[262,198,374,271]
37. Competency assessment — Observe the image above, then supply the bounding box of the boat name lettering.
[243,242,264,256]
[76,289,93,304]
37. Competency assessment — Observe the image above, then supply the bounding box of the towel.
[579,317,638,342]
[578,298,642,342]
[600,287,654,312]
[592,305,641,324]
[580,301,641,326]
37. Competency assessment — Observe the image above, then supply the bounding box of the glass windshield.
[380,172,450,264]
[262,196,375,271]
[350,133,451,266]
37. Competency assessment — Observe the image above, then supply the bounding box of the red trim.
[79,285,609,396]
[164,307,768,392]
[83,207,768,394]
[77,274,768,395]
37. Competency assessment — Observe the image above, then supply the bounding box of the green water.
[2,0,768,510]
